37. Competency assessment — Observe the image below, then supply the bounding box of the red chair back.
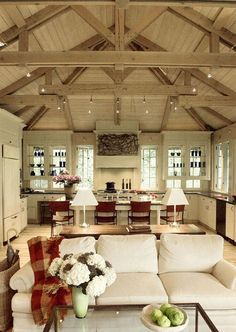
[48,201,70,213]
[166,205,185,213]
[130,201,151,212]
[96,201,116,213]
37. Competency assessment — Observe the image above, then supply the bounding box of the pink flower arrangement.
[53,170,81,186]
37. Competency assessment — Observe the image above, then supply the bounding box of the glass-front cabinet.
[167,146,185,177]
[50,147,67,177]
[28,146,45,177]
[162,132,211,189]
[189,145,206,177]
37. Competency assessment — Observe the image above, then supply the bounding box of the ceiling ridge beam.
[179,95,236,107]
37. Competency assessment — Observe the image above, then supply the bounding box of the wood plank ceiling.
[0,0,235,132]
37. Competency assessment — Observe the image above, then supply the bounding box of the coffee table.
[60,224,206,239]
[43,304,219,332]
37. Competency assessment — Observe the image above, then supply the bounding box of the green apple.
[157,315,171,327]
[160,303,172,314]
[151,308,163,322]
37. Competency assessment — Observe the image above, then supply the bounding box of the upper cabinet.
[23,131,72,190]
[162,131,212,181]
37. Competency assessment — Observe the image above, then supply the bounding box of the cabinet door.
[198,196,207,225]
[208,198,216,230]
[4,213,20,242]
[226,204,235,240]
[184,194,198,220]
[20,198,27,231]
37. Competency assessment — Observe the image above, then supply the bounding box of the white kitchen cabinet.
[226,203,235,241]
[20,197,27,231]
[27,193,65,223]
[198,195,216,230]
[3,213,20,242]
[184,194,199,221]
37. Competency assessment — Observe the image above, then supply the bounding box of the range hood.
[94,120,140,168]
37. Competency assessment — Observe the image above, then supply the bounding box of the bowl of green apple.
[140,303,189,332]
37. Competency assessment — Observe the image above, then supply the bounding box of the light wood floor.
[1,223,236,267]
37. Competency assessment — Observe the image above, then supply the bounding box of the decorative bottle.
[129,179,131,190]
[122,179,124,190]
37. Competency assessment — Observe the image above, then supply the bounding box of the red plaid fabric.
[28,236,71,325]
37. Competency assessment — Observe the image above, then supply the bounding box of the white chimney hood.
[94,120,140,168]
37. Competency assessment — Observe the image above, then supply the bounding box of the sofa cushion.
[159,234,223,274]
[59,237,96,257]
[97,273,167,305]
[160,272,236,310]
[97,235,158,273]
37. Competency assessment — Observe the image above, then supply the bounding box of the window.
[166,179,181,188]
[215,142,229,193]
[186,179,200,189]
[77,146,94,188]
[141,146,157,189]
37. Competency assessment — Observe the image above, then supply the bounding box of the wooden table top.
[60,224,206,239]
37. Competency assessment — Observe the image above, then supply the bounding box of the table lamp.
[161,188,189,227]
[71,188,98,228]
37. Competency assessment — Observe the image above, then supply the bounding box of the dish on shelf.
[49,164,56,167]
[29,163,35,167]
[140,304,189,332]
[37,164,42,167]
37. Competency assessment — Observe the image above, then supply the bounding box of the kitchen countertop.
[21,190,236,205]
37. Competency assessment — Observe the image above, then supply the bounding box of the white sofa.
[10,234,236,332]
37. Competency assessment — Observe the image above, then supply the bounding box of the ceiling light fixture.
[145,109,149,114]
[41,88,45,93]
[143,96,146,104]
[26,72,31,78]
[90,96,93,104]
[88,109,91,114]
[192,87,197,93]
[0,40,6,47]
[207,72,212,79]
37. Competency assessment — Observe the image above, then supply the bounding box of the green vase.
[72,287,89,318]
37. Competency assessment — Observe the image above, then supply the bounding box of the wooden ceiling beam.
[168,7,236,47]
[1,50,236,67]
[13,105,32,116]
[184,107,210,131]
[160,96,171,131]
[38,83,197,96]
[0,5,69,47]
[3,5,25,28]
[0,1,235,7]
[186,68,236,97]
[124,7,167,45]
[0,67,52,98]
[115,5,125,50]
[71,6,115,45]
[0,95,58,107]
[179,95,236,107]
[26,106,49,130]
[63,97,74,130]
[198,106,233,125]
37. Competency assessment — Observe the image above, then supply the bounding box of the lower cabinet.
[3,213,20,242]
[27,194,65,224]
[20,197,27,231]
[184,194,199,221]
[198,196,216,231]
[226,203,235,241]
[216,200,226,237]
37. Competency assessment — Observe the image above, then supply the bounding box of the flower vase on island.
[52,170,81,200]
[48,252,117,318]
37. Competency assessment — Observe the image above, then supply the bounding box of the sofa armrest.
[212,259,236,290]
[10,261,34,293]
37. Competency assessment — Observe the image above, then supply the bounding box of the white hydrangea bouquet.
[48,252,116,297]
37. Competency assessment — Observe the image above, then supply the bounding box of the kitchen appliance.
[105,182,116,193]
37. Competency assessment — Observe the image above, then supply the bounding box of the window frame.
[140,145,157,190]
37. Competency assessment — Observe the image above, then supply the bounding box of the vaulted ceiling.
[0,0,236,132]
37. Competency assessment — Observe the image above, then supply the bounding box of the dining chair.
[48,201,74,237]
[128,201,151,225]
[160,205,185,224]
[94,201,117,225]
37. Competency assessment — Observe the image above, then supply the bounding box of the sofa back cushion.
[59,237,96,257]
[159,234,224,274]
[97,234,158,273]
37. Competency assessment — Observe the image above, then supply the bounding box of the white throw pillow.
[59,237,96,257]
[97,234,158,273]
[159,234,224,274]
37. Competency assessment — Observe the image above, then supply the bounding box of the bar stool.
[48,201,74,237]
[94,201,117,225]
[128,201,151,225]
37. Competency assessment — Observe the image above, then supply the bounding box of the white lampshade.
[71,188,98,206]
[161,188,189,206]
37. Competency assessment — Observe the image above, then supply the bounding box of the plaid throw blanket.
[28,236,71,325]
